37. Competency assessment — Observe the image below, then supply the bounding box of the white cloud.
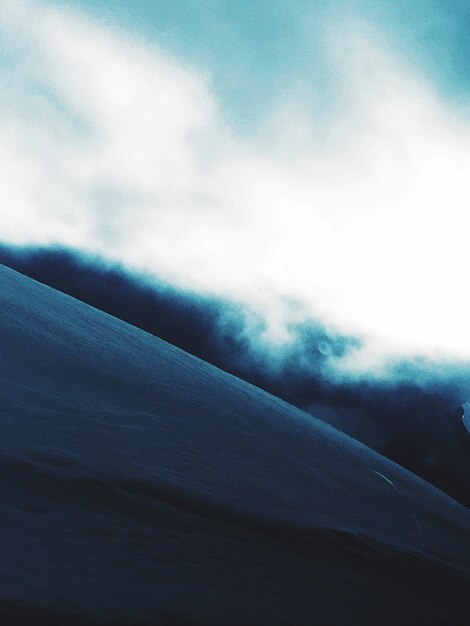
[1,0,470,368]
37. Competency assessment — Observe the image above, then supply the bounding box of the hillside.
[0,264,468,625]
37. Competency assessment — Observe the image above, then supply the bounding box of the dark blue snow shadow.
[0,243,468,505]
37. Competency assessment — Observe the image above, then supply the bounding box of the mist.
[2,0,470,369]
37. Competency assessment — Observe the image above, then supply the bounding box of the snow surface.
[0,263,469,625]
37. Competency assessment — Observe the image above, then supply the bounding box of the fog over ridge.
[2,0,470,367]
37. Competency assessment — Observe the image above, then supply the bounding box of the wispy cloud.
[1,0,470,367]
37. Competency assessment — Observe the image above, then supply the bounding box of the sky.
[1,0,470,372]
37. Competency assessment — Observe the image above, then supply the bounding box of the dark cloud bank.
[0,244,468,506]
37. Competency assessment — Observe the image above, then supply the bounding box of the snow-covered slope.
[0,263,469,625]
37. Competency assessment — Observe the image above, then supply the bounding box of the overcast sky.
[1,0,470,371]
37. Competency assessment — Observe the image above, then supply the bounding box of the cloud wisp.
[1,0,470,368]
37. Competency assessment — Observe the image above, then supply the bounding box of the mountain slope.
[0,263,469,625]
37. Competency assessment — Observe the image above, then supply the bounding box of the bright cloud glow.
[1,0,470,367]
